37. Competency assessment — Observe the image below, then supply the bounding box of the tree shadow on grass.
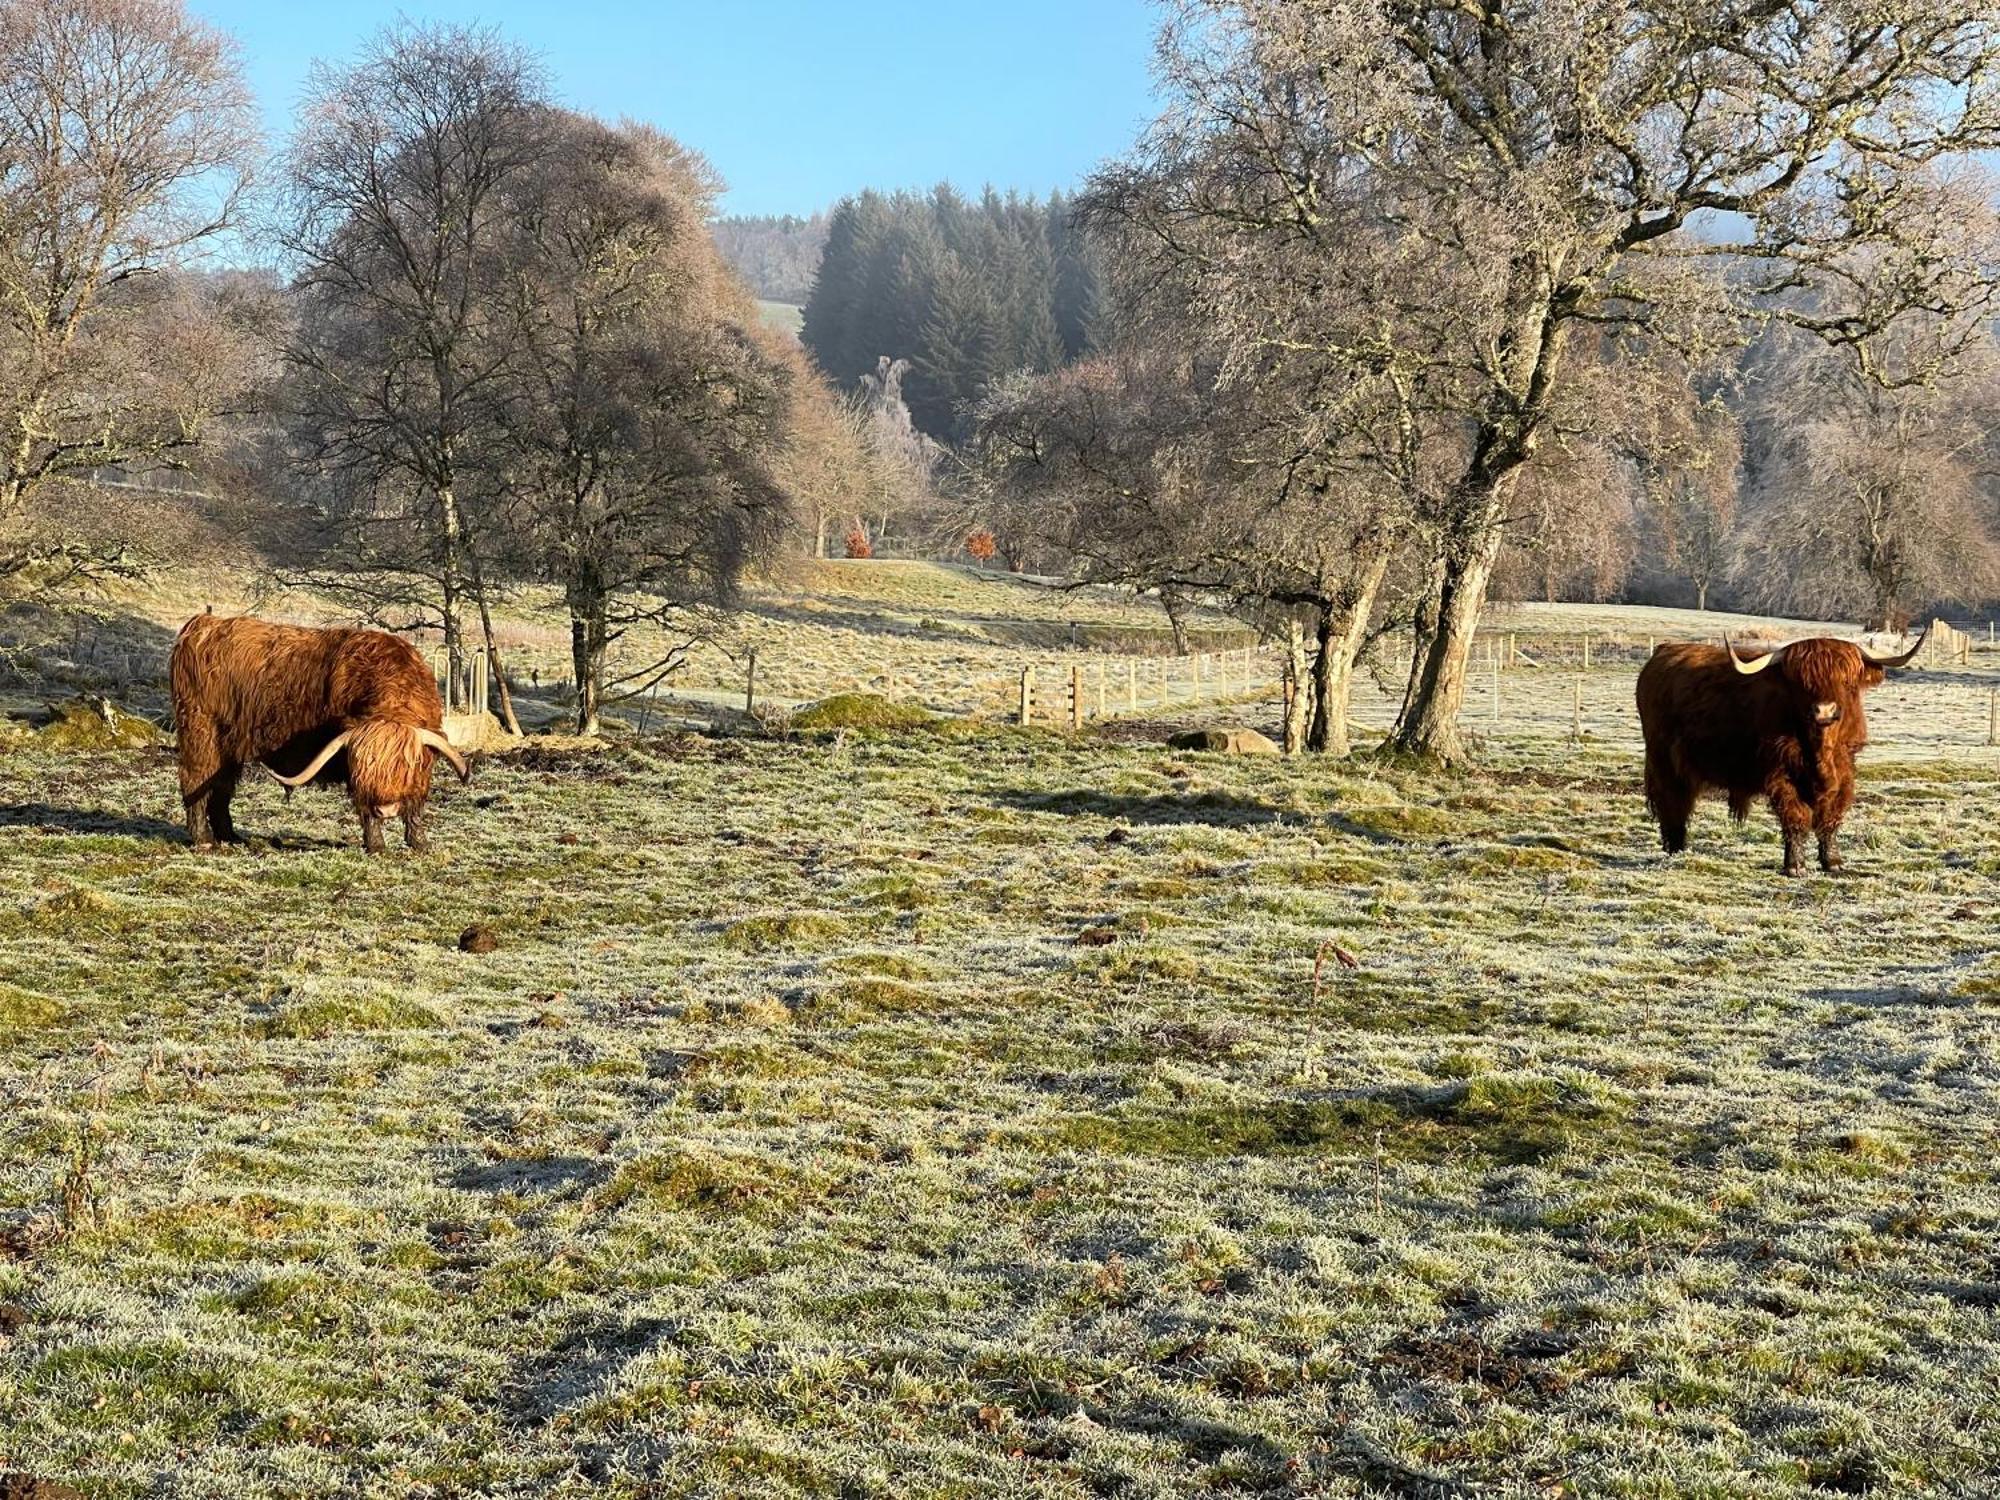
[0,802,356,852]
[1806,970,1970,1011]
[0,801,185,841]
[991,786,1304,830]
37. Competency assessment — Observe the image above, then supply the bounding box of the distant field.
[0,559,1264,729]
[5,564,2000,1496]
[755,300,804,335]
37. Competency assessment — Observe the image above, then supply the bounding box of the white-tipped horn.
[1726,637,1780,675]
[263,730,352,788]
[1860,628,1927,670]
[417,727,471,783]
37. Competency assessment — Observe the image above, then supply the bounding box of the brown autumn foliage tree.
[1094,0,2000,762]
[767,347,877,563]
[0,0,256,570]
[489,114,790,735]
[276,21,548,688]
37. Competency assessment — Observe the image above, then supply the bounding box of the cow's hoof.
[1781,865,1807,879]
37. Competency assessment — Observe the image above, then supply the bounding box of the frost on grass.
[3,727,2000,1497]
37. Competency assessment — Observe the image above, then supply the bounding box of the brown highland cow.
[1636,632,1924,877]
[170,613,470,852]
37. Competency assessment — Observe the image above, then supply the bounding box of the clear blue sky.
[189,0,1163,217]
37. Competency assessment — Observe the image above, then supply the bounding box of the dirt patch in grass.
[1376,1329,1569,1397]
[0,1476,86,1500]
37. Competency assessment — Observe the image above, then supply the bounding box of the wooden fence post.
[1989,687,1997,747]
[1071,664,1083,731]
[1019,667,1033,726]
[744,648,757,715]
[1572,678,1583,741]
[1490,660,1500,725]
[1582,635,1592,671]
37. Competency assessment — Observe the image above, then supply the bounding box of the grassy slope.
[3,722,2000,1496]
[2,560,1261,728]
[756,301,805,336]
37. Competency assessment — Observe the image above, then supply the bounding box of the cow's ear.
[1861,665,1886,689]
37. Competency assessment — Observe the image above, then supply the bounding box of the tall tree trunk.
[1391,507,1509,763]
[1695,581,1708,611]
[1161,587,1191,655]
[815,509,828,560]
[568,563,608,736]
[436,481,469,686]
[1306,609,1334,751]
[1306,542,1395,756]
[1399,540,1446,727]
[468,555,522,737]
[1282,617,1311,756]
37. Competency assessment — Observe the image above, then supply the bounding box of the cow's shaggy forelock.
[1781,639,1876,713]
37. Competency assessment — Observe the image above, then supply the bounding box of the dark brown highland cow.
[1636,633,1924,877]
[170,614,470,853]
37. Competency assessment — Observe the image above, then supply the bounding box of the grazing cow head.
[1724,632,1926,739]
[267,718,471,817]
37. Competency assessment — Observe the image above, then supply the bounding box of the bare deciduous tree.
[1096,0,2000,761]
[0,0,255,556]
[767,347,878,562]
[1734,329,2000,631]
[490,115,791,735]
[276,21,547,685]
[976,343,1413,754]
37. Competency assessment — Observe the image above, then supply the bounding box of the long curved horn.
[1725,637,1780,675]
[417,727,471,783]
[1860,628,1928,670]
[263,730,351,788]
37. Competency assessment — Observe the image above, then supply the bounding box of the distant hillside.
[713,212,828,306]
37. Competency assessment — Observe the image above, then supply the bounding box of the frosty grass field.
[3,563,2000,1497]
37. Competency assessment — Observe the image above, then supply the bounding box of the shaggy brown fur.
[1637,637,1913,877]
[169,614,468,852]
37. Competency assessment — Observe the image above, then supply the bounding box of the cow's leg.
[401,803,429,853]
[207,763,244,844]
[359,808,388,855]
[1815,773,1857,873]
[1766,777,1814,878]
[1644,753,1694,854]
[177,717,225,847]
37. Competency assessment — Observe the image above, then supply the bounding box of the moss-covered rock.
[35,697,164,750]
[790,693,935,731]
